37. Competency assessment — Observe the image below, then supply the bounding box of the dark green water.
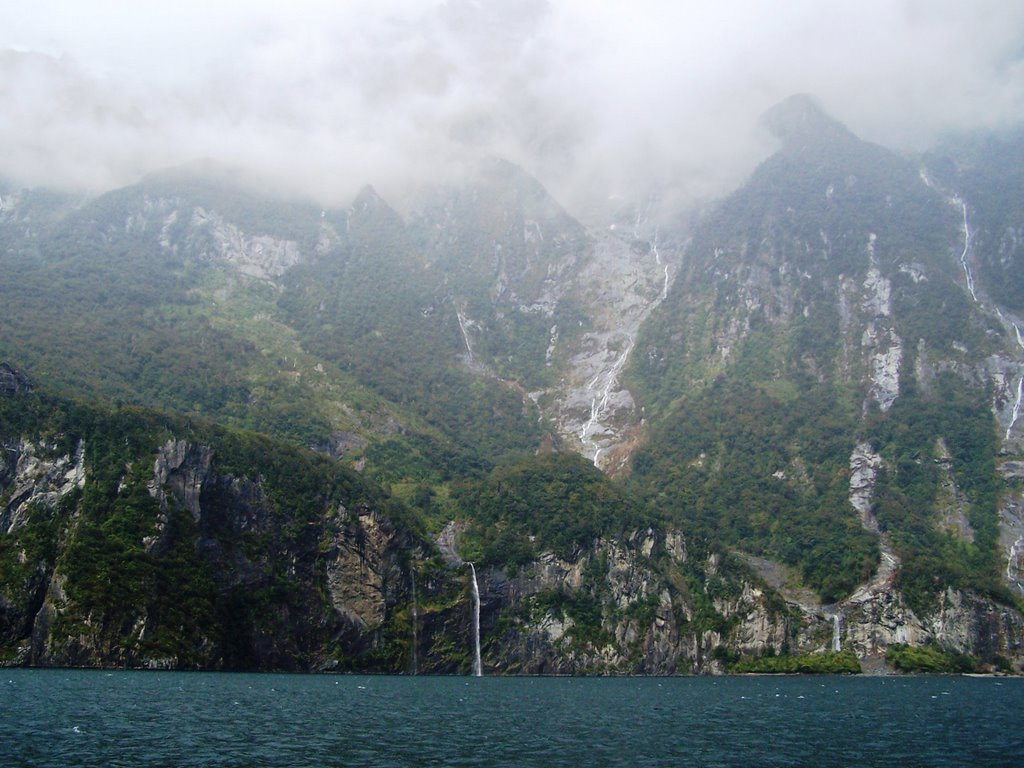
[1,671,1021,767]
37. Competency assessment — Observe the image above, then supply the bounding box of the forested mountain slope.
[2,97,1024,672]
[629,96,1024,655]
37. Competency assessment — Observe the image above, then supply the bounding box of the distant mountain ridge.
[2,98,1024,673]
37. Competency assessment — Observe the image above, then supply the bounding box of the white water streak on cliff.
[579,334,635,465]
[411,567,418,676]
[919,169,1024,446]
[956,196,978,303]
[919,169,977,303]
[1008,377,1024,441]
[561,205,673,470]
[650,231,669,301]
[1011,324,1024,441]
[927,177,1024,596]
[832,614,842,652]
[638,210,671,304]
[456,309,475,362]
[469,563,482,677]
[1009,536,1024,596]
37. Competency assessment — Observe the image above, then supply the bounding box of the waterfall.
[561,202,672,471]
[468,563,482,677]
[831,614,842,653]
[956,197,978,303]
[650,230,669,302]
[411,567,418,676]
[918,168,1024,445]
[632,206,670,306]
[1008,377,1024,441]
[456,309,475,362]
[919,169,978,304]
[579,333,635,467]
[1010,324,1024,441]
[1009,536,1024,595]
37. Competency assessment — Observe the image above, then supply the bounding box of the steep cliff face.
[1000,460,1024,597]
[545,231,674,472]
[4,411,791,674]
[0,434,85,658]
[628,97,1024,667]
[430,527,788,675]
[411,166,678,472]
[474,546,1023,675]
[2,413,1022,673]
[0,394,437,670]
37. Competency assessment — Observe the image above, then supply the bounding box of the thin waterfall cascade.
[469,563,482,677]
[1008,376,1024,441]
[921,168,1024,445]
[649,229,670,302]
[579,333,635,467]
[571,204,671,471]
[956,197,978,303]
[456,309,475,362]
[919,169,978,303]
[832,614,842,653]
[411,567,418,676]
[1009,536,1024,595]
[1010,323,1024,441]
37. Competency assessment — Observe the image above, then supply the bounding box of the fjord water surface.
[2,670,1021,767]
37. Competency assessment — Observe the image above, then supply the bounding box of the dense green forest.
[626,98,1016,612]
[3,101,1024,674]
[0,388,416,668]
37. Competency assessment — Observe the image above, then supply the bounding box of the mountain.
[2,97,1024,673]
[630,95,1024,656]
[925,126,1024,312]
[0,379,825,674]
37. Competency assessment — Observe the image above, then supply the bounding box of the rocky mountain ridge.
[3,97,1024,672]
[7,390,1016,673]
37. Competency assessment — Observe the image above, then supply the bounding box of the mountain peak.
[760,94,852,145]
[347,183,407,234]
[352,184,384,208]
[349,184,403,221]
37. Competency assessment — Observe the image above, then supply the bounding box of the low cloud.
[2,0,1023,218]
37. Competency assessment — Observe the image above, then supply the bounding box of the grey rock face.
[149,439,213,522]
[1,438,84,535]
[187,208,302,280]
[0,363,31,396]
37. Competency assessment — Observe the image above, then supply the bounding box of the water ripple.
[1,672,1021,767]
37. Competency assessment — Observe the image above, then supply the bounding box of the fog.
[3,0,1024,218]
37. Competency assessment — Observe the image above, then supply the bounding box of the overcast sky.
[3,0,1024,216]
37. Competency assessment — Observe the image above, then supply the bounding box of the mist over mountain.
[3,1,1024,219]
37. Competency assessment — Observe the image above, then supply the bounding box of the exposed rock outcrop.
[149,439,213,521]
[1,433,428,671]
[544,231,674,472]
[1,438,84,534]
[860,255,902,413]
[465,529,806,675]
[326,506,414,629]
[188,208,302,280]
[0,363,31,396]
[3,432,1022,673]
